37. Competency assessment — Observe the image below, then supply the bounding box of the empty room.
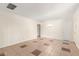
[0,3,79,56]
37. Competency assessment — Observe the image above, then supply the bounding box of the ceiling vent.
[7,3,17,10]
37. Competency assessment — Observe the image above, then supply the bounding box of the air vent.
[7,3,17,10]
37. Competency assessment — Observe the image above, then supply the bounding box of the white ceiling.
[0,3,79,21]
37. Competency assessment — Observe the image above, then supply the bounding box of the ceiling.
[0,3,79,21]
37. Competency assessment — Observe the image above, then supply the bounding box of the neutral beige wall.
[0,11,37,48]
[41,19,64,40]
[73,8,79,49]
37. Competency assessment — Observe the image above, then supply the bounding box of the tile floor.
[0,38,79,56]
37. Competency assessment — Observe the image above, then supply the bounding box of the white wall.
[40,18,73,41]
[41,19,64,40]
[0,9,75,48]
[0,11,37,48]
[73,8,79,49]
[63,18,73,41]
